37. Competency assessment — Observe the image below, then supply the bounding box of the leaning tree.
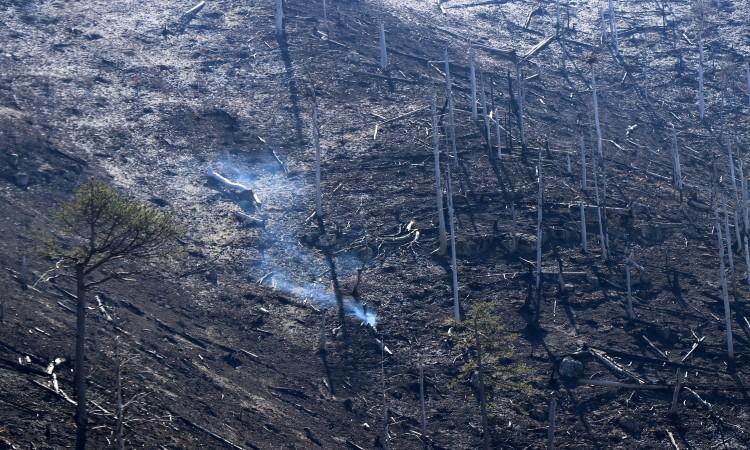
[44,179,181,450]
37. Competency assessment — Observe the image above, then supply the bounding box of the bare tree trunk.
[431,93,447,255]
[579,134,587,190]
[322,0,329,37]
[516,65,527,151]
[446,166,460,321]
[474,316,490,450]
[715,207,734,359]
[74,264,88,450]
[625,245,634,320]
[697,30,705,121]
[535,151,544,323]
[594,158,608,261]
[727,143,742,249]
[495,108,502,159]
[313,104,323,219]
[479,72,491,149]
[670,124,683,194]
[721,191,735,274]
[580,202,587,253]
[608,0,619,52]
[379,20,388,71]
[444,48,458,167]
[592,71,603,159]
[746,62,750,108]
[599,7,608,47]
[470,46,477,121]
[275,0,284,37]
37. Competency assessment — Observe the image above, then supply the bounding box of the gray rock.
[559,356,584,380]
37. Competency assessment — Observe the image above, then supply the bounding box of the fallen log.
[234,211,265,228]
[207,168,261,207]
[589,348,646,384]
[164,1,206,35]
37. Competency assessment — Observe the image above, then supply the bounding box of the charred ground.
[2,0,750,449]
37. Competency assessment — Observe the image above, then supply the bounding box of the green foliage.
[45,179,182,282]
[450,302,531,393]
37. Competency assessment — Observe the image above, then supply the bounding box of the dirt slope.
[1,0,750,449]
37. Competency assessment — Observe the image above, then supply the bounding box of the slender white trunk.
[275,0,284,37]
[722,191,735,274]
[727,143,742,247]
[470,46,477,120]
[670,124,683,192]
[625,247,634,320]
[580,202,587,253]
[579,134,587,189]
[592,71,603,159]
[446,166,460,320]
[715,208,734,359]
[431,93,447,255]
[697,30,705,121]
[740,158,749,236]
[495,108,502,159]
[313,104,322,218]
[535,153,543,292]
[594,160,608,260]
[479,72,491,146]
[379,21,388,71]
[516,66,527,149]
[608,0,619,52]
[322,0,329,37]
[746,62,750,109]
[444,48,458,166]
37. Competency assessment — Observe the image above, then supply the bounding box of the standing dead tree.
[470,46,478,120]
[746,62,750,108]
[535,150,544,323]
[275,0,284,37]
[726,142,742,249]
[713,196,734,360]
[607,0,619,53]
[697,29,706,121]
[670,124,683,195]
[515,65,527,151]
[446,166,460,320]
[580,201,588,253]
[592,70,604,159]
[444,48,458,166]
[479,71,492,150]
[431,93,448,255]
[379,20,388,71]
[44,180,181,450]
[579,134,587,190]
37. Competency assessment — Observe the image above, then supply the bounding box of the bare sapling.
[495,108,503,159]
[721,191,735,274]
[535,151,544,322]
[470,46,478,120]
[379,20,388,71]
[592,70,604,158]
[479,71,491,148]
[446,166,460,320]
[579,134,587,189]
[275,0,284,37]
[313,103,323,219]
[444,48,458,166]
[714,201,734,359]
[697,30,706,121]
[727,142,742,247]
[516,65,527,150]
[580,202,587,253]
[608,0,619,53]
[593,158,609,260]
[670,124,683,194]
[625,243,634,320]
[431,93,448,255]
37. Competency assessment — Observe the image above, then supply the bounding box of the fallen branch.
[589,348,645,384]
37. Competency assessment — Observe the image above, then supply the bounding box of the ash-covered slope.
[2,0,750,449]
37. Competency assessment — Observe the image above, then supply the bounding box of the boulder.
[559,356,584,380]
